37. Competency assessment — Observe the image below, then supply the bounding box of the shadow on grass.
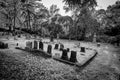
[15,47,51,59]
[75,51,98,71]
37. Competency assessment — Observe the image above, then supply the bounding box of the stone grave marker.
[39,41,43,50]
[14,36,18,40]
[29,42,32,49]
[69,51,77,63]
[16,43,18,46]
[18,34,21,38]
[61,49,68,60]
[0,41,8,49]
[47,45,52,54]
[54,44,59,49]
[59,44,64,51]
[97,43,100,47]
[34,41,38,49]
[67,48,70,52]
[80,47,85,52]
[26,41,32,49]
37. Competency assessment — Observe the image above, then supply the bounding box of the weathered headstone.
[16,43,18,46]
[54,44,59,49]
[93,33,97,43]
[26,41,32,49]
[4,43,8,49]
[0,42,8,49]
[34,41,38,49]
[61,49,68,60]
[97,43,100,47]
[39,41,43,50]
[47,45,52,54]
[80,47,85,52]
[67,48,70,52]
[50,36,54,42]
[14,36,18,40]
[69,51,77,63]
[59,44,64,51]
[29,42,32,49]
[18,34,21,38]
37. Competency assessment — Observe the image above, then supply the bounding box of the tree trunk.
[28,10,31,30]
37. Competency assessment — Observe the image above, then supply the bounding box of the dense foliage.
[0,0,120,45]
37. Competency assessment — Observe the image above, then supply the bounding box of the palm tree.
[63,0,97,8]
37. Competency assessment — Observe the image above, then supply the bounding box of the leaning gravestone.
[69,51,77,63]
[61,49,68,60]
[34,41,38,49]
[80,47,85,52]
[59,44,64,51]
[47,45,52,54]
[39,41,43,50]
[54,44,59,49]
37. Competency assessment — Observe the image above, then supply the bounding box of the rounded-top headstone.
[34,40,38,49]
[39,41,43,50]
[29,42,32,49]
[47,45,52,54]
[59,44,64,51]
[54,44,59,49]
[61,49,68,60]
[69,51,77,63]
[80,47,85,52]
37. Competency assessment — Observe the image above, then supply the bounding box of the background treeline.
[0,0,120,45]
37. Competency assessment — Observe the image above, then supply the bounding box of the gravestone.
[67,48,70,52]
[0,42,8,49]
[97,43,100,47]
[26,41,32,49]
[18,34,21,38]
[77,43,80,48]
[59,44,64,51]
[47,45,52,54]
[61,49,68,60]
[54,44,59,49]
[14,36,18,40]
[80,47,85,52]
[29,42,32,49]
[50,36,54,42]
[93,33,97,43]
[4,43,8,49]
[0,43,4,49]
[39,41,43,50]
[69,51,77,63]
[16,43,18,46]
[34,41,38,49]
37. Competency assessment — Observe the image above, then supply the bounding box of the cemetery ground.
[0,33,120,80]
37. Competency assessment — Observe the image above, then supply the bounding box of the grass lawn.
[0,35,120,80]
